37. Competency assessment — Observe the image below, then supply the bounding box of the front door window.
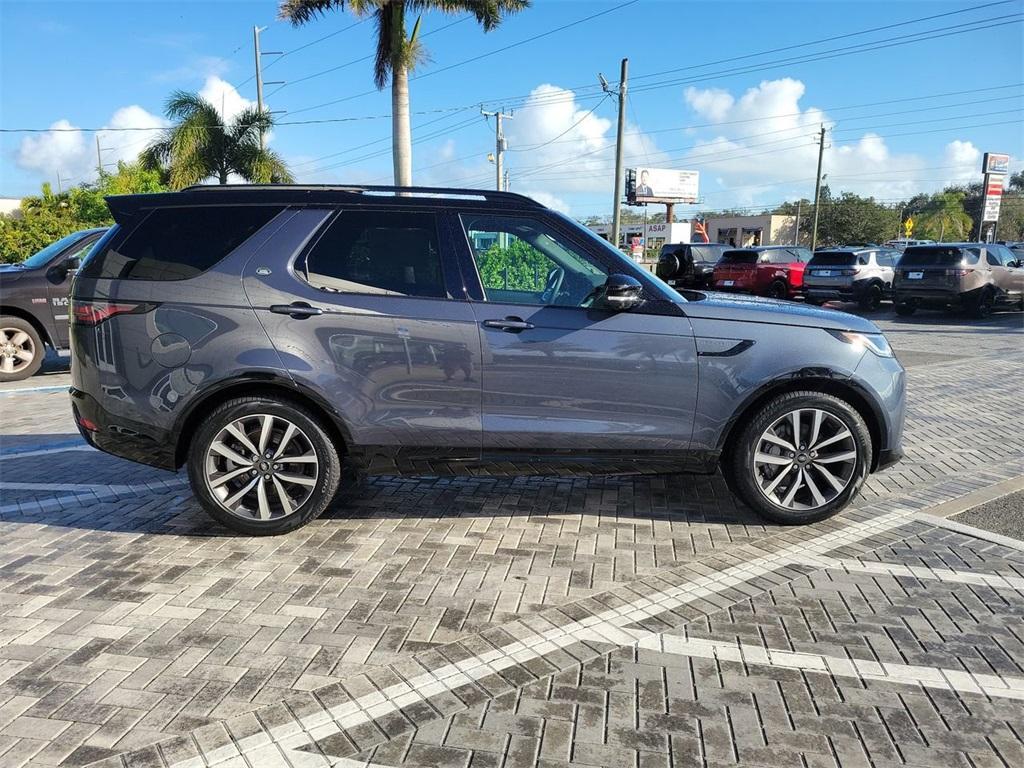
[462,214,608,307]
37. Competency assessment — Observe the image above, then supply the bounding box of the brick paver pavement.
[0,310,1020,766]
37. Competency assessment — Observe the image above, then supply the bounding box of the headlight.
[827,329,894,357]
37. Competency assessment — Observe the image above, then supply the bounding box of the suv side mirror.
[597,274,643,311]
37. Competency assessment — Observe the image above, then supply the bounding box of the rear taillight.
[72,301,156,326]
[841,269,857,276]
[944,268,971,277]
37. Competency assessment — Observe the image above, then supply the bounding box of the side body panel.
[241,208,483,473]
[471,303,699,465]
[70,212,295,468]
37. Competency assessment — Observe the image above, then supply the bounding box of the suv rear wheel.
[859,282,883,311]
[0,316,43,382]
[768,280,789,300]
[969,287,995,319]
[187,396,342,535]
[895,299,917,316]
[725,391,871,525]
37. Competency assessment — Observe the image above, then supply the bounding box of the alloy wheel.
[204,414,319,521]
[752,408,857,511]
[0,327,35,375]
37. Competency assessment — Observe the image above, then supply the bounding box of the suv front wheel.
[187,397,342,535]
[725,391,871,525]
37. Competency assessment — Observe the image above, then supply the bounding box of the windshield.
[719,250,758,265]
[19,231,91,270]
[810,252,857,266]
[553,211,682,302]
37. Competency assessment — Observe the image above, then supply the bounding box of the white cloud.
[198,76,256,122]
[677,78,995,206]
[16,106,166,183]
[16,119,88,180]
[522,190,571,214]
[501,84,667,195]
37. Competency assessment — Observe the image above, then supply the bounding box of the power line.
[284,1,641,116]
[266,16,469,97]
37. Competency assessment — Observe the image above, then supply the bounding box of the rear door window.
[719,250,758,264]
[301,210,446,298]
[899,247,978,267]
[81,206,282,280]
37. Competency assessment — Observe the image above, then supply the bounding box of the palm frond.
[373,5,394,89]
[279,0,349,25]
[408,0,530,31]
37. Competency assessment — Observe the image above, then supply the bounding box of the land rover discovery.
[70,185,905,535]
[893,243,1024,317]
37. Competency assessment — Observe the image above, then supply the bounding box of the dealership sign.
[982,152,1010,175]
[982,176,1003,223]
[627,167,699,204]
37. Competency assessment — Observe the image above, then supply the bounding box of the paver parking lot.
[0,309,1021,767]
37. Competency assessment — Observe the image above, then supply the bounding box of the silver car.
[69,185,905,535]
[804,248,899,309]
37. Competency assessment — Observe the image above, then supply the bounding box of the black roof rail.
[177,183,546,208]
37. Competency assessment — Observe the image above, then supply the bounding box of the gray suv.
[70,185,905,535]
[804,247,898,310]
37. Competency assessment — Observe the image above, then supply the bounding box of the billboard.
[982,152,1010,175]
[627,167,699,204]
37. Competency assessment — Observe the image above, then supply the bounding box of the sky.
[1,0,1022,220]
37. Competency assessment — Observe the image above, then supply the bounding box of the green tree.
[476,239,548,292]
[804,188,900,246]
[917,190,972,242]
[141,91,292,189]
[279,0,529,187]
[0,163,167,263]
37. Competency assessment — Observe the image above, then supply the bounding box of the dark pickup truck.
[0,227,108,381]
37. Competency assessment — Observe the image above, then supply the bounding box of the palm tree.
[141,91,293,189]
[279,0,529,187]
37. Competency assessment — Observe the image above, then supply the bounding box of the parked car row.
[657,241,1024,317]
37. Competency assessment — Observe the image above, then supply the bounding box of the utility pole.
[810,124,828,251]
[253,26,284,152]
[56,171,63,195]
[503,168,510,192]
[95,135,103,178]
[793,199,802,245]
[602,58,629,250]
[481,107,513,190]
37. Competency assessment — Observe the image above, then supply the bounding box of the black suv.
[655,243,728,289]
[0,227,108,381]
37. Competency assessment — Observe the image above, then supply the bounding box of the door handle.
[482,317,534,332]
[270,302,324,318]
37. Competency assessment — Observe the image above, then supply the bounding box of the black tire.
[894,300,917,316]
[0,315,44,382]
[768,280,789,300]
[805,297,825,306]
[187,396,342,535]
[858,283,883,311]
[723,390,872,525]
[969,288,995,319]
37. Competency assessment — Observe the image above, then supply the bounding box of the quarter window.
[461,214,608,307]
[302,210,446,298]
[81,206,282,280]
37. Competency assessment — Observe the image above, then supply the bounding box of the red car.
[713,245,814,300]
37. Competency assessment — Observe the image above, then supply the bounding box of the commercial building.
[588,221,693,259]
[703,214,797,247]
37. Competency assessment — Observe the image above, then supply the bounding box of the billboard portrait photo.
[628,167,699,204]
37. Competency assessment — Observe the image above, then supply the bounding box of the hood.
[679,291,880,333]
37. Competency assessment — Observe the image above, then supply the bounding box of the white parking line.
[638,634,1024,701]
[0,444,94,460]
[793,554,1024,592]
[170,511,917,768]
